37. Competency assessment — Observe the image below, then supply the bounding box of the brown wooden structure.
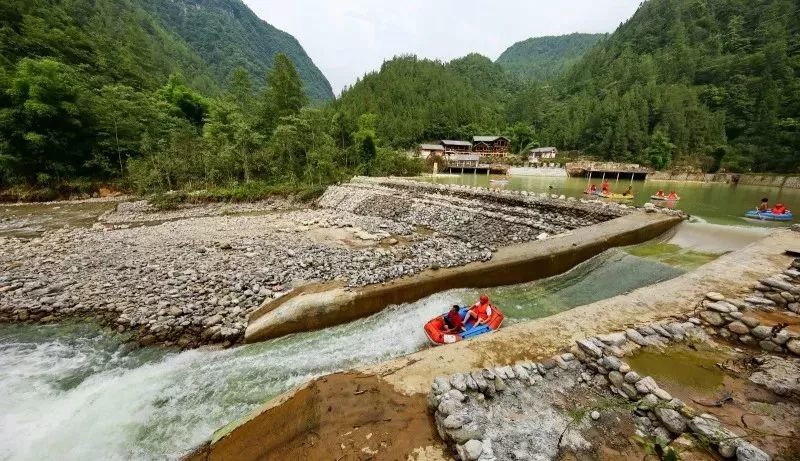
[472,136,510,157]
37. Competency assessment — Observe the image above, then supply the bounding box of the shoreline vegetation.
[3,0,799,206]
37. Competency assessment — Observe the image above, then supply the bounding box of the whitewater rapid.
[0,292,461,461]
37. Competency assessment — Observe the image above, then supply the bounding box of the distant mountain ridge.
[496,33,607,81]
[138,0,334,100]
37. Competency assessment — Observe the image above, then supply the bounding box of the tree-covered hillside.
[0,0,217,93]
[549,0,800,172]
[335,54,519,148]
[139,0,333,101]
[496,33,607,81]
[1,0,409,194]
[339,0,800,173]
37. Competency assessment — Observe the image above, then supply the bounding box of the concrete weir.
[189,229,797,461]
[244,211,682,343]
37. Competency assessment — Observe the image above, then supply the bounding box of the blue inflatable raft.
[744,210,794,222]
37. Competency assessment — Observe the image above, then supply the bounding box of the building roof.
[441,140,473,147]
[530,147,558,153]
[448,153,480,161]
[419,143,444,151]
[473,135,508,143]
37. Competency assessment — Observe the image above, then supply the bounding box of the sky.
[242,0,643,95]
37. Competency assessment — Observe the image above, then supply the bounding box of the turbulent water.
[0,292,460,461]
[0,243,707,461]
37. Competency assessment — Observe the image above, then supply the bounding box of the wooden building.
[447,153,480,168]
[441,140,473,155]
[418,143,445,159]
[472,136,510,157]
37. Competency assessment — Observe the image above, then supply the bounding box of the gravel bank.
[0,177,670,348]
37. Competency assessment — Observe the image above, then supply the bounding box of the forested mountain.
[496,33,606,81]
[0,0,386,193]
[139,0,333,101]
[339,0,800,173]
[547,0,800,172]
[335,54,519,148]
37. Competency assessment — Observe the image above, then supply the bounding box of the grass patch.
[149,181,327,210]
[0,180,126,202]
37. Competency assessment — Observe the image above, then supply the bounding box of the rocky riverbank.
[430,258,800,460]
[1,177,666,348]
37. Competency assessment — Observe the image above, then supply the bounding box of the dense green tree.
[0,58,90,182]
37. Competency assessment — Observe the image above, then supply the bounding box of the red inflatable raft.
[424,306,505,345]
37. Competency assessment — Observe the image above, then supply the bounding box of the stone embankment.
[182,228,796,461]
[430,258,800,460]
[696,258,800,357]
[430,318,780,461]
[1,177,670,348]
[649,171,800,189]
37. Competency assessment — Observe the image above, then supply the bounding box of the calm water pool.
[423,175,800,226]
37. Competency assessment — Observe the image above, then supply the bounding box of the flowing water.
[0,293,459,461]
[0,177,778,460]
[0,236,733,460]
[424,175,800,226]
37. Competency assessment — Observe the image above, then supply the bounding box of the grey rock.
[608,371,625,387]
[576,338,603,358]
[787,339,800,355]
[736,442,772,461]
[443,414,472,430]
[727,321,749,335]
[635,376,659,395]
[654,408,687,434]
[437,398,461,416]
[750,325,772,340]
[450,373,468,392]
[625,328,648,345]
[624,371,642,384]
[700,310,726,326]
[432,376,452,395]
[601,356,623,371]
[462,439,483,461]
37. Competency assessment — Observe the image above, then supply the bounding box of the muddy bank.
[245,211,682,343]
[184,373,443,461]
[649,171,800,189]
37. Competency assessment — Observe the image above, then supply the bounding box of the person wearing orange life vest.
[771,203,786,215]
[589,184,597,193]
[601,180,610,194]
[667,191,678,200]
[464,294,493,327]
[655,189,665,197]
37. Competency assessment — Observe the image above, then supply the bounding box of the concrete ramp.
[245,212,682,343]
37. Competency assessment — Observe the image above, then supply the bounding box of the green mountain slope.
[0,0,217,92]
[496,33,606,81]
[335,54,520,147]
[544,0,800,171]
[139,0,333,101]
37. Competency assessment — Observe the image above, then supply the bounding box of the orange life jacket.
[472,302,492,320]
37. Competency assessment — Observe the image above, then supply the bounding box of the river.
[0,180,777,460]
[425,174,800,226]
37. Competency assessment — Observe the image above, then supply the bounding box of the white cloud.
[242,0,642,95]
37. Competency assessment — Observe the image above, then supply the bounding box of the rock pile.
[696,258,800,356]
[2,178,650,348]
[430,317,775,461]
[319,177,675,248]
